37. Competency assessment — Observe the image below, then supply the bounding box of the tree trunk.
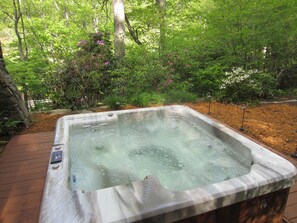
[156,0,166,54]
[113,0,125,60]
[17,0,28,59]
[93,17,99,32]
[0,42,30,129]
[125,14,142,45]
[12,0,28,61]
[64,6,70,27]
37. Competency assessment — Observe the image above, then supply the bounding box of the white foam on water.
[69,112,251,192]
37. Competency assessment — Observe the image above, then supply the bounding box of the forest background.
[0,0,297,111]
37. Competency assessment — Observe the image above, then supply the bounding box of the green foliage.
[277,65,297,89]
[274,88,297,98]
[109,47,168,98]
[6,55,48,100]
[104,95,125,110]
[202,0,297,74]
[0,113,22,136]
[130,94,151,107]
[164,90,197,104]
[1,0,297,109]
[190,64,225,96]
[130,93,164,107]
[49,32,114,110]
[219,68,277,102]
[30,100,52,112]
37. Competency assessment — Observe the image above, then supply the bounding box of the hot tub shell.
[39,105,296,223]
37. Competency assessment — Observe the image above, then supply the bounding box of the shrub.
[108,48,168,98]
[7,55,49,110]
[219,67,276,102]
[274,88,297,97]
[49,32,114,110]
[190,64,224,96]
[30,100,53,112]
[164,89,197,104]
[0,112,22,137]
[130,93,165,107]
[104,95,125,110]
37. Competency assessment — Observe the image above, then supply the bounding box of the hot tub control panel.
[50,151,63,164]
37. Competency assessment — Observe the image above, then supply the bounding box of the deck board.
[0,132,54,223]
[290,182,297,193]
[287,191,297,207]
[0,158,50,170]
[289,218,297,223]
[0,161,50,174]
[285,203,297,221]
[0,131,297,223]
[0,179,45,199]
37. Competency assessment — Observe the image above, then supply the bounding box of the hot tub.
[40,105,296,223]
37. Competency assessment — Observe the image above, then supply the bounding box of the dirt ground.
[21,102,297,156]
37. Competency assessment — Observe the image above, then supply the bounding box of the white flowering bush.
[219,67,276,102]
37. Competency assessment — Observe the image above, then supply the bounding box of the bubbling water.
[69,111,251,192]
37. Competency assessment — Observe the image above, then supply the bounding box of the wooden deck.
[0,132,54,223]
[0,131,296,223]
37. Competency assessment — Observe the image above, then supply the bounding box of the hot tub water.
[69,111,251,192]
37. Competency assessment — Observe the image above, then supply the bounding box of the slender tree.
[113,0,125,59]
[12,0,28,61]
[156,0,166,54]
[125,14,142,45]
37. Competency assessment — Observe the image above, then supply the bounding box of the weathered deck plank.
[0,131,296,223]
